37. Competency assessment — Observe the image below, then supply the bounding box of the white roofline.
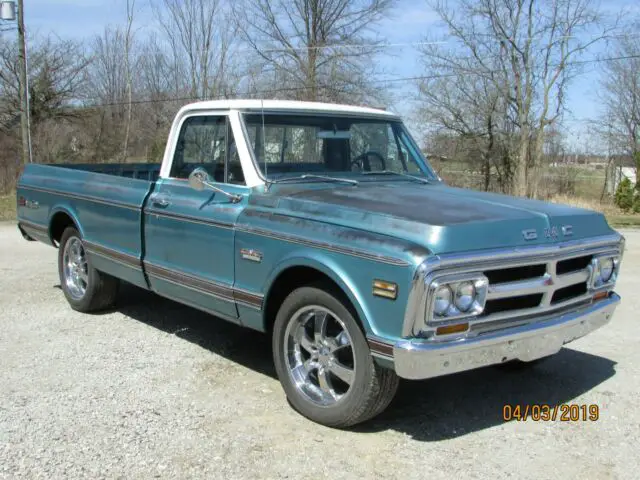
[175,99,399,119]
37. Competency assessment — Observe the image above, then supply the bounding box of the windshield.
[241,113,438,181]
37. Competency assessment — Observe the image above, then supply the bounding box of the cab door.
[143,113,248,320]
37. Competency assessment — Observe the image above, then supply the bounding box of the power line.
[237,31,640,53]
[77,53,640,109]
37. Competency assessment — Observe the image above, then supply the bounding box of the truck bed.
[50,162,161,182]
[17,163,159,290]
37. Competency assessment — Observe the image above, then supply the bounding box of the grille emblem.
[544,227,559,239]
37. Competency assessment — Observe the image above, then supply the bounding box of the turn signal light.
[592,291,608,302]
[372,280,398,300]
[436,322,469,335]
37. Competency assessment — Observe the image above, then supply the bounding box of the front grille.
[556,255,592,275]
[484,264,546,284]
[484,294,544,315]
[478,253,597,320]
[551,283,587,304]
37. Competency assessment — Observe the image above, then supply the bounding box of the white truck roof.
[177,99,399,118]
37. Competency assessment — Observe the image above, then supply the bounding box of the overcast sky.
[13,0,640,150]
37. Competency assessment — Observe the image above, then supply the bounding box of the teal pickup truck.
[16,100,624,427]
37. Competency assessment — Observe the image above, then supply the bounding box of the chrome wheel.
[284,305,356,406]
[63,236,88,300]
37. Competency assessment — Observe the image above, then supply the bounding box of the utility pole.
[1,1,31,164]
[17,0,32,164]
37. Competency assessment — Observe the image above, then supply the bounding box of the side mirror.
[186,166,243,204]
[188,167,209,191]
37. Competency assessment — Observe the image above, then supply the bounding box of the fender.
[262,248,381,336]
[49,203,85,245]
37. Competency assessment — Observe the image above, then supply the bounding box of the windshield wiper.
[267,174,359,188]
[362,170,430,184]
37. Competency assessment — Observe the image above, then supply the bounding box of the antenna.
[261,99,267,177]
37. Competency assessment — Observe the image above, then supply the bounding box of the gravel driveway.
[1,223,639,479]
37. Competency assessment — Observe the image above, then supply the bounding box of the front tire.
[58,227,119,312]
[272,284,399,428]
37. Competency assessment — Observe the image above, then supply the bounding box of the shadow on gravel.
[112,283,616,442]
[114,283,276,379]
[355,348,616,441]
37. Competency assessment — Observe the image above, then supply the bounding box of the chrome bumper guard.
[392,293,620,380]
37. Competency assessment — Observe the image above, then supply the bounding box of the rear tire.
[58,227,119,312]
[272,284,399,428]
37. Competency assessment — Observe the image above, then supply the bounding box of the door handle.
[151,196,171,208]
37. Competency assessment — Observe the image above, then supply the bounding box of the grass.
[0,194,16,221]
[550,194,640,228]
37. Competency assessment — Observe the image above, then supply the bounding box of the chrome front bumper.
[392,293,620,380]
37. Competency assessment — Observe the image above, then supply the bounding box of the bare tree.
[599,20,640,176]
[121,0,136,162]
[153,0,237,100]
[418,70,508,191]
[1,36,89,129]
[419,0,611,197]
[87,27,128,105]
[0,35,89,188]
[86,26,129,161]
[234,0,394,103]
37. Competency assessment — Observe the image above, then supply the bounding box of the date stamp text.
[503,404,600,422]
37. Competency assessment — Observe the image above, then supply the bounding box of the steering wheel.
[351,151,386,172]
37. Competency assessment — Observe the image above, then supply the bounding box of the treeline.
[0,0,638,199]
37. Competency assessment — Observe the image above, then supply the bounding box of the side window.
[170,115,245,185]
[226,122,245,185]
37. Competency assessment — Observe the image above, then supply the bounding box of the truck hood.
[265,182,614,255]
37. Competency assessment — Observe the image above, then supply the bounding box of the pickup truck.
[16,100,624,428]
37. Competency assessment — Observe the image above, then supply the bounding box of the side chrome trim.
[17,220,49,243]
[144,261,235,301]
[83,241,141,269]
[233,287,264,310]
[236,224,410,267]
[367,337,394,359]
[17,219,48,234]
[143,261,264,310]
[153,290,243,326]
[19,185,140,211]
[145,208,235,230]
[82,242,264,311]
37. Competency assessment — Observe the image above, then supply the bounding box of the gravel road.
[1,223,639,479]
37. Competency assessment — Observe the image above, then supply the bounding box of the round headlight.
[598,258,614,283]
[433,285,452,316]
[455,281,476,312]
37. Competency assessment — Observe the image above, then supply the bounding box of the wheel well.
[50,212,77,246]
[263,266,362,334]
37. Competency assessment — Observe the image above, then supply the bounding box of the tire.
[58,226,119,312]
[272,283,399,428]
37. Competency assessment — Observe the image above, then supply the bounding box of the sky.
[7,0,640,151]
